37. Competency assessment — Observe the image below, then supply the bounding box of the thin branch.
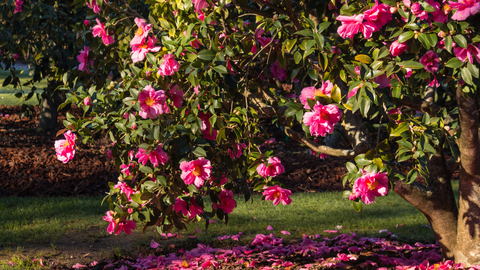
[252,0,286,15]
[285,0,302,31]
[231,0,276,18]
[103,1,139,18]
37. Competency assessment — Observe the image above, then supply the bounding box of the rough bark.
[393,148,458,260]
[454,88,480,266]
[38,81,65,132]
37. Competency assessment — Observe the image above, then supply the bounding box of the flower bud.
[84,20,90,26]
[83,96,91,106]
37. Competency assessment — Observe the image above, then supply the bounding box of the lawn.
[0,69,47,106]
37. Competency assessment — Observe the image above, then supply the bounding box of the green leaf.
[285,39,297,53]
[352,200,362,211]
[2,75,12,87]
[115,122,126,132]
[213,65,228,74]
[285,101,304,110]
[346,162,358,173]
[462,66,473,85]
[317,22,331,33]
[146,53,156,65]
[467,61,479,78]
[140,165,153,174]
[313,33,325,49]
[445,36,453,53]
[355,54,372,64]
[406,169,418,184]
[398,31,414,43]
[198,50,216,61]
[284,107,298,117]
[294,51,302,64]
[390,122,410,137]
[446,57,464,68]
[355,154,372,166]
[294,29,313,36]
[193,147,207,157]
[417,33,431,50]
[454,34,468,49]
[398,60,425,69]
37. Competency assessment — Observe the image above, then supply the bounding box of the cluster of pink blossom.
[138,85,168,119]
[103,210,136,235]
[77,46,93,73]
[303,101,342,137]
[92,18,114,45]
[13,0,23,14]
[54,130,76,163]
[257,157,285,177]
[180,157,212,188]
[299,81,333,109]
[350,170,389,204]
[130,18,161,63]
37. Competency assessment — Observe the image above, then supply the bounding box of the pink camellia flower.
[299,80,333,109]
[173,198,204,219]
[454,44,480,63]
[426,0,448,22]
[103,211,136,235]
[84,20,90,26]
[390,40,408,57]
[270,60,287,81]
[374,74,391,88]
[135,145,169,168]
[228,142,247,159]
[363,0,392,31]
[192,0,209,14]
[212,189,236,214]
[263,185,292,206]
[77,46,94,73]
[114,181,135,201]
[410,2,428,19]
[352,170,389,204]
[184,30,202,49]
[199,112,218,140]
[86,0,101,13]
[83,96,91,106]
[92,18,114,45]
[55,130,76,163]
[13,0,23,14]
[131,37,161,63]
[336,14,375,39]
[12,54,18,60]
[180,157,212,188]
[405,68,413,77]
[168,84,184,108]
[347,84,361,99]
[157,54,180,76]
[120,163,135,177]
[449,0,480,20]
[303,102,342,137]
[138,85,167,119]
[254,27,275,48]
[209,175,228,186]
[419,50,440,73]
[130,18,152,47]
[257,157,285,177]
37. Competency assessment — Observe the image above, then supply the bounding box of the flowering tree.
[59,0,480,265]
[0,0,86,130]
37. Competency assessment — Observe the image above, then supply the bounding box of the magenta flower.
[131,37,161,63]
[257,157,285,177]
[92,18,114,45]
[114,181,135,201]
[173,198,204,219]
[184,30,202,49]
[157,54,180,76]
[138,85,167,119]
[103,211,136,235]
[270,60,287,81]
[13,0,23,14]
[192,0,209,19]
[130,18,152,47]
[410,2,428,19]
[84,20,90,26]
[352,170,389,204]
[454,44,480,63]
[263,185,292,206]
[83,96,91,106]
[389,40,408,57]
[228,142,247,159]
[303,102,342,137]
[180,157,212,188]
[374,74,391,88]
[363,0,392,31]
[212,189,236,214]
[299,80,333,109]
[120,163,135,177]
[135,145,169,168]
[86,0,101,13]
[77,46,93,73]
[336,14,375,39]
[449,0,480,20]
[254,27,275,48]
[419,50,440,73]
[168,84,184,108]
[426,0,448,22]
[55,130,76,163]
[199,112,218,140]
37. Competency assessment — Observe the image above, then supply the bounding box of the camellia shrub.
[57,0,480,265]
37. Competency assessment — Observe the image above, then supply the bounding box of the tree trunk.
[454,87,480,266]
[393,148,458,260]
[38,81,65,132]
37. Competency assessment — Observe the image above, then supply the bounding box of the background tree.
[58,0,479,265]
[0,0,87,131]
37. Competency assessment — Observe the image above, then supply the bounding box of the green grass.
[0,70,46,106]
[0,182,456,249]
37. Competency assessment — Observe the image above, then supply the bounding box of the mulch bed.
[0,105,349,197]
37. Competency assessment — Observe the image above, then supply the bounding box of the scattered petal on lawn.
[218,235,230,240]
[281,230,291,235]
[231,234,241,241]
[72,263,88,269]
[90,261,98,266]
[196,227,202,234]
[379,229,389,233]
[189,236,197,239]
[209,220,218,223]
[336,225,344,230]
[324,230,339,233]
[396,223,404,227]
[7,262,15,266]
[150,240,161,248]
[267,225,274,230]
